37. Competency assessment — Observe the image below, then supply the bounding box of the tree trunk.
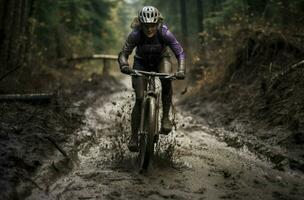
[0,0,8,75]
[196,0,204,33]
[212,0,223,11]
[0,0,8,45]
[281,0,290,27]
[247,0,269,16]
[69,0,77,31]
[197,0,206,53]
[24,0,37,67]
[179,0,188,47]
[19,0,28,66]
[8,0,22,68]
[1,0,16,72]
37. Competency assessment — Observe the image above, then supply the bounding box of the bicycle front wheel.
[139,96,157,170]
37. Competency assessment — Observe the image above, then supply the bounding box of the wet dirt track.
[27,78,304,200]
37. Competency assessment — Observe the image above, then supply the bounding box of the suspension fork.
[154,92,160,142]
[138,76,156,135]
[148,76,160,141]
[138,94,146,135]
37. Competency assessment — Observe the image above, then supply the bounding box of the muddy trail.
[25,78,304,200]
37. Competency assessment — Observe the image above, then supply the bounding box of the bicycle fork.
[154,93,160,143]
[138,76,155,137]
[138,96,146,136]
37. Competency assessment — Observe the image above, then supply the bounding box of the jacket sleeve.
[163,28,186,72]
[163,29,185,61]
[118,31,138,67]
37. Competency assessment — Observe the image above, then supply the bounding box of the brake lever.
[165,74,176,80]
[130,70,142,77]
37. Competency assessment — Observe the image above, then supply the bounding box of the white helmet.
[138,6,160,24]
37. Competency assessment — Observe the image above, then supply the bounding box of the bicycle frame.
[134,70,174,138]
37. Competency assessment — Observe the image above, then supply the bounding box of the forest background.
[1,0,303,93]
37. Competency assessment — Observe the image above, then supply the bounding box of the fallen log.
[0,93,53,102]
[60,54,118,63]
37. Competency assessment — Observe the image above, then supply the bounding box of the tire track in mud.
[27,79,304,200]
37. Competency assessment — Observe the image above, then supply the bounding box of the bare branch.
[269,60,304,89]
[45,136,68,159]
[0,64,22,82]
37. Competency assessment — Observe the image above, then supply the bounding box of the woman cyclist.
[118,6,186,152]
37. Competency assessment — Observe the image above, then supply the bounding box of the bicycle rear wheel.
[138,97,157,170]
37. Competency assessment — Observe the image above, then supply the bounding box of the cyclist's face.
[142,23,158,38]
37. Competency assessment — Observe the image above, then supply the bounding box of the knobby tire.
[139,97,156,170]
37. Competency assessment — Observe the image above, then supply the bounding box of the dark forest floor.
[0,71,122,199]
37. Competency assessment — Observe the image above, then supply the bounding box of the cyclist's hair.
[130,17,140,29]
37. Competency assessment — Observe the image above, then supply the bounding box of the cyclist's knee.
[158,57,172,73]
[132,77,146,99]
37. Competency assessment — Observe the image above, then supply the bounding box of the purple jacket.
[121,25,185,62]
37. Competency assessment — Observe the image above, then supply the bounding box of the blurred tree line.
[1,0,303,77]
[0,0,134,77]
[144,0,304,50]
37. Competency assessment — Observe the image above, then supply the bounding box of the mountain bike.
[130,69,176,171]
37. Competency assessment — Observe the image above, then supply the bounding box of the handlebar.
[130,70,176,80]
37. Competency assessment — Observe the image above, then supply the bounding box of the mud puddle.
[26,78,304,200]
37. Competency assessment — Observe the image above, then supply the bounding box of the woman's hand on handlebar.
[121,65,133,74]
[130,70,142,77]
[174,71,185,80]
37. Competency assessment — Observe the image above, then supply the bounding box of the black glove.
[175,59,186,80]
[175,71,185,80]
[121,65,132,74]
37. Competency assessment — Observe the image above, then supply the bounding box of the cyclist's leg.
[129,59,147,151]
[158,56,173,134]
